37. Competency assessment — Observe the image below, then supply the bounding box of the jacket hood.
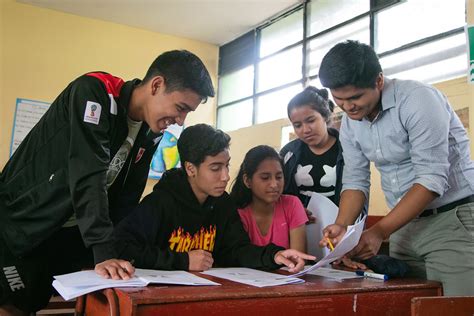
[153,168,219,213]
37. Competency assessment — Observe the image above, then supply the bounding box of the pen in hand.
[326,237,334,252]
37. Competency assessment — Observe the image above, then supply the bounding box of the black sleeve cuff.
[173,252,190,270]
[264,243,285,270]
[92,241,118,264]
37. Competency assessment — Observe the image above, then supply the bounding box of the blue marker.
[355,270,389,281]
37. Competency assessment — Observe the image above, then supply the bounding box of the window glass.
[217,99,253,132]
[257,45,302,93]
[217,66,254,105]
[375,0,465,53]
[380,33,467,83]
[307,17,370,77]
[260,8,303,58]
[308,0,369,36]
[256,84,302,124]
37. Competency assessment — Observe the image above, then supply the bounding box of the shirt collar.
[380,76,397,112]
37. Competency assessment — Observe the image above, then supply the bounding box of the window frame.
[216,0,466,132]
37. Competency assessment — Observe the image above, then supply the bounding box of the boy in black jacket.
[114,124,315,272]
[0,50,214,315]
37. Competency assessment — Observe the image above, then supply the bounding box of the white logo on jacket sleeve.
[84,101,101,125]
[109,94,117,115]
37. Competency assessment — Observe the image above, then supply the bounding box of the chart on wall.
[10,98,50,156]
[148,124,184,179]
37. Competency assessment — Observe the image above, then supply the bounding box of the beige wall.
[0,0,218,195]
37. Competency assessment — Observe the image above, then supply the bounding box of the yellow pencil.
[326,238,334,251]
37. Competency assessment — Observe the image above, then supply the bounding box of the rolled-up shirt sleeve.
[399,87,450,196]
[339,116,371,200]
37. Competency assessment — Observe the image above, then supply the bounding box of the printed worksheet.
[53,268,220,301]
[201,267,304,287]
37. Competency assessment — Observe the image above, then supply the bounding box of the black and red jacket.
[0,72,161,263]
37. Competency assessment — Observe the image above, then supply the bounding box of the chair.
[411,296,474,316]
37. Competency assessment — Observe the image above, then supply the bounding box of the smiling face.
[186,149,231,204]
[330,74,384,122]
[244,158,284,205]
[289,105,329,148]
[144,76,202,133]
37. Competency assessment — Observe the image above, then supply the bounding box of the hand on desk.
[274,249,316,273]
[188,250,214,271]
[332,256,367,270]
[95,259,135,280]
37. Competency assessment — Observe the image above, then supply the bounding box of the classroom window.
[374,0,465,53]
[307,17,370,77]
[259,8,304,58]
[256,84,303,124]
[257,45,303,93]
[216,0,467,132]
[217,66,254,105]
[307,0,369,37]
[380,32,467,83]
[217,99,253,132]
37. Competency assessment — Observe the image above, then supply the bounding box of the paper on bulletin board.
[466,24,474,84]
[10,98,50,156]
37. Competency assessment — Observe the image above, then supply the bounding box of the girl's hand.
[274,249,316,273]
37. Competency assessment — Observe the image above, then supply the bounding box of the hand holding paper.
[291,216,366,277]
[345,225,385,260]
[320,224,347,248]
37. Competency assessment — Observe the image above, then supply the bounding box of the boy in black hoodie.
[114,124,315,272]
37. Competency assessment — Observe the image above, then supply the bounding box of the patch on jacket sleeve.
[283,151,293,164]
[83,101,102,125]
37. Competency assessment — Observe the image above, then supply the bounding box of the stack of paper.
[291,215,366,277]
[53,268,220,301]
[201,267,304,287]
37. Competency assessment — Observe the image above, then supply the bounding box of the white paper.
[305,192,339,259]
[201,267,304,288]
[53,269,220,301]
[134,268,220,286]
[305,266,363,280]
[52,279,145,301]
[291,216,366,277]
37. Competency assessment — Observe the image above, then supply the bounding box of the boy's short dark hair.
[319,40,382,89]
[177,124,230,167]
[143,50,215,102]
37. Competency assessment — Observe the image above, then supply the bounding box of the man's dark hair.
[143,50,215,102]
[287,86,335,123]
[177,124,230,167]
[319,40,382,89]
[230,145,283,209]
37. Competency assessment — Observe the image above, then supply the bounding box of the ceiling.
[18,0,302,46]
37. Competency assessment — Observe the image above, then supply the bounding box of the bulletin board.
[10,98,50,156]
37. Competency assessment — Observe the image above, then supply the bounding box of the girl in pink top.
[230,145,308,252]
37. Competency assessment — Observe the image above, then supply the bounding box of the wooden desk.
[78,273,442,316]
